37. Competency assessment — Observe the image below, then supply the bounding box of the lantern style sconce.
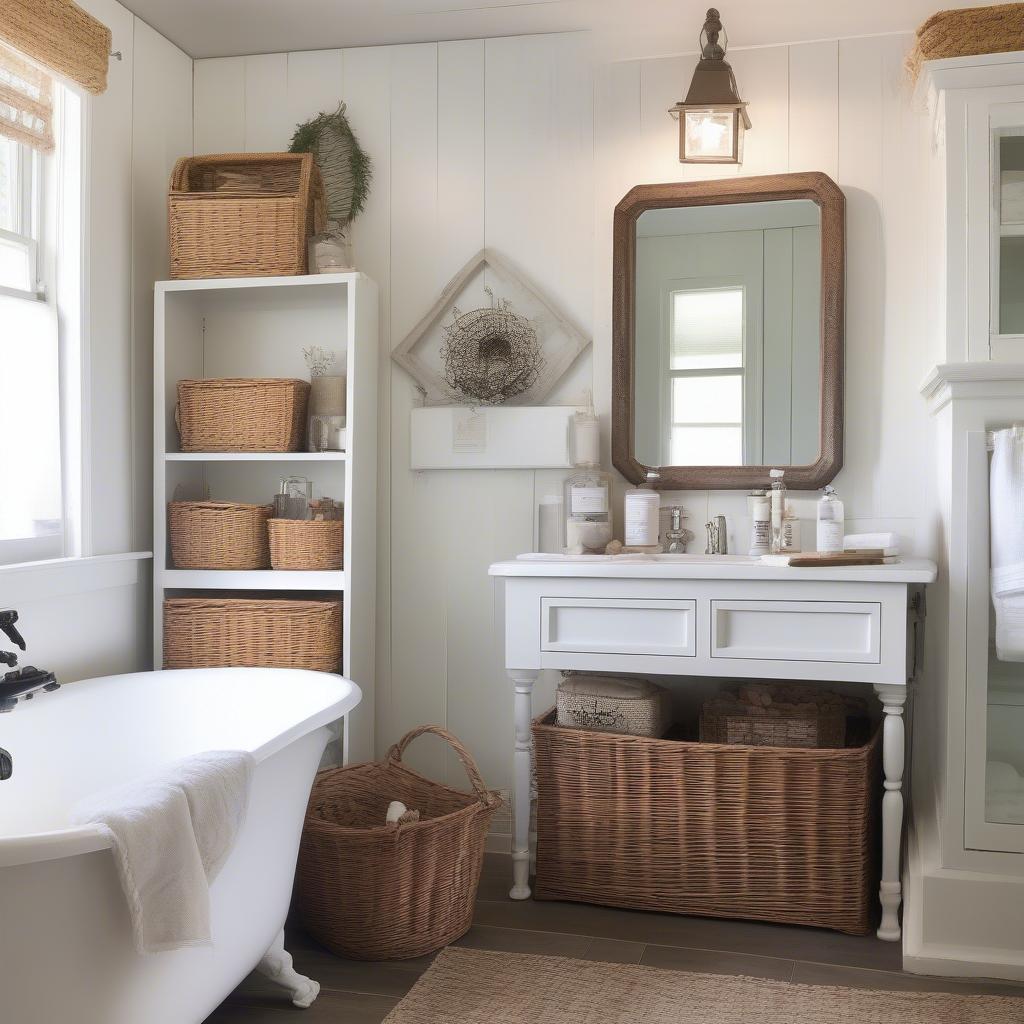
[669,7,751,164]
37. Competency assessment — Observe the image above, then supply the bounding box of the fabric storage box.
[168,501,272,570]
[168,152,325,278]
[532,709,881,935]
[296,726,502,960]
[163,596,341,671]
[268,518,344,570]
[556,673,670,738]
[699,683,848,749]
[176,379,310,452]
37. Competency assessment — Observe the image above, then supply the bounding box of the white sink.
[516,552,760,564]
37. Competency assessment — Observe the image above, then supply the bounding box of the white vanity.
[490,554,937,941]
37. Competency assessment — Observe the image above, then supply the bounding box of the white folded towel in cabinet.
[72,750,255,953]
[990,427,1024,661]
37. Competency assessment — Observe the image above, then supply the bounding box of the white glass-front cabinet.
[966,431,1024,854]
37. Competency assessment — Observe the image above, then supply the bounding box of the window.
[668,286,744,465]
[0,84,79,567]
[0,136,41,297]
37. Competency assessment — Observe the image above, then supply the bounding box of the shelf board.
[161,568,345,591]
[164,451,347,462]
[1001,223,1024,237]
[156,272,365,293]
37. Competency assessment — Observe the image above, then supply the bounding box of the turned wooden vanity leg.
[509,668,538,900]
[874,684,907,941]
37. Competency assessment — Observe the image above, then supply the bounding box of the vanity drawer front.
[710,600,881,664]
[540,598,697,657]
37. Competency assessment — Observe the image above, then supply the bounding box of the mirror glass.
[633,199,821,468]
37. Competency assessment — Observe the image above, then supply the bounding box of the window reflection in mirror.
[633,200,821,468]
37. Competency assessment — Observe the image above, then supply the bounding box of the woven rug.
[383,947,1021,1024]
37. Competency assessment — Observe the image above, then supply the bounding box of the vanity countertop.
[489,553,938,584]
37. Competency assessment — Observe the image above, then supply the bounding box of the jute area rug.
[383,947,1021,1024]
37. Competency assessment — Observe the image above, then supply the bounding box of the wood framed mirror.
[612,171,844,489]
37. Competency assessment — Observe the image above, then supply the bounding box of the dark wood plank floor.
[205,853,1024,1022]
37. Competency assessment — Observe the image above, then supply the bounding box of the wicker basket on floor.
[168,501,272,570]
[532,709,881,935]
[296,726,503,961]
[268,518,343,570]
[176,378,310,452]
[168,152,326,278]
[163,596,341,671]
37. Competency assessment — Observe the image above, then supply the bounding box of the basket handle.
[385,725,496,806]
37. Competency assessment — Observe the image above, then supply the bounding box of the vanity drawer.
[540,597,697,657]
[710,600,881,664]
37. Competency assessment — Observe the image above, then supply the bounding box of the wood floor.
[206,853,1024,1022]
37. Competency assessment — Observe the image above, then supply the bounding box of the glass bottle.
[816,485,845,554]
[769,468,787,555]
[564,399,612,555]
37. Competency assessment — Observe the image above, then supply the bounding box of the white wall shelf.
[153,272,378,763]
[160,569,346,591]
[165,451,348,462]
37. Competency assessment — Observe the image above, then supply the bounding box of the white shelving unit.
[153,272,378,763]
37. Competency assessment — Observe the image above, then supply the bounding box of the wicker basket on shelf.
[168,152,326,278]
[532,709,881,935]
[176,379,309,452]
[296,726,503,960]
[163,596,341,671]
[168,501,272,570]
[268,519,343,570]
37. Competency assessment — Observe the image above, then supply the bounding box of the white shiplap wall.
[192,32,935,796]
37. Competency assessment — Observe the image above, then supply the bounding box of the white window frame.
[662,278,762,465]
[0,82,83,569]
[0,138,44,301]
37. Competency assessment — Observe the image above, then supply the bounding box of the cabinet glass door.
[996,130,1024,336]
[966,431,1024,853]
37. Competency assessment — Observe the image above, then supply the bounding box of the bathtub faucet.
[0,610,59,712]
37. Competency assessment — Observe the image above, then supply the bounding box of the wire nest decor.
[440,287,544,405]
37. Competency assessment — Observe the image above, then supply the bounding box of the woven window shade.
[0,43,53,152]
[0,0,111,96]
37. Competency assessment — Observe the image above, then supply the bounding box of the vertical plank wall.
[193,33,935,815]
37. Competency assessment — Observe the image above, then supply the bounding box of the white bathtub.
[0,667,360,1024]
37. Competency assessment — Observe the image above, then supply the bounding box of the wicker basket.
[176,379,310,452]
[296,726,503,960]
[533,709,881,935]
[268,519,344,570]
[700,699,846,749]
[163,596,341,671]
[168,152,326,278]
[168,501,272,570]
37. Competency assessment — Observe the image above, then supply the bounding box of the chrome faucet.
[705,515,728,555]
[1,609,60,781]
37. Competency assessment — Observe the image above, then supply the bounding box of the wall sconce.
[669,7,751,164]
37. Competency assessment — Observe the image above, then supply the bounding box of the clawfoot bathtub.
[0,666,360,1024]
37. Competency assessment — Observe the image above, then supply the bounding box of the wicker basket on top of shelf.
[176,378,310,452]
[168,500,272,570]
[168,152,326,279]
[163,596,342,671]
[269,519,344,571]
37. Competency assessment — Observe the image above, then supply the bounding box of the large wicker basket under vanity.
[532,709,881,935]
[176,379,310,453]
[168,152,326,279]
[296,726,502,960]
[162,596,341,671]
[168,501,273,570]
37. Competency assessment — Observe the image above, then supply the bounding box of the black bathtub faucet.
[0,610,60,781]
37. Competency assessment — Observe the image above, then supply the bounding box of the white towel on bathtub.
[991,427,1024,661]
[71,750,255,953]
